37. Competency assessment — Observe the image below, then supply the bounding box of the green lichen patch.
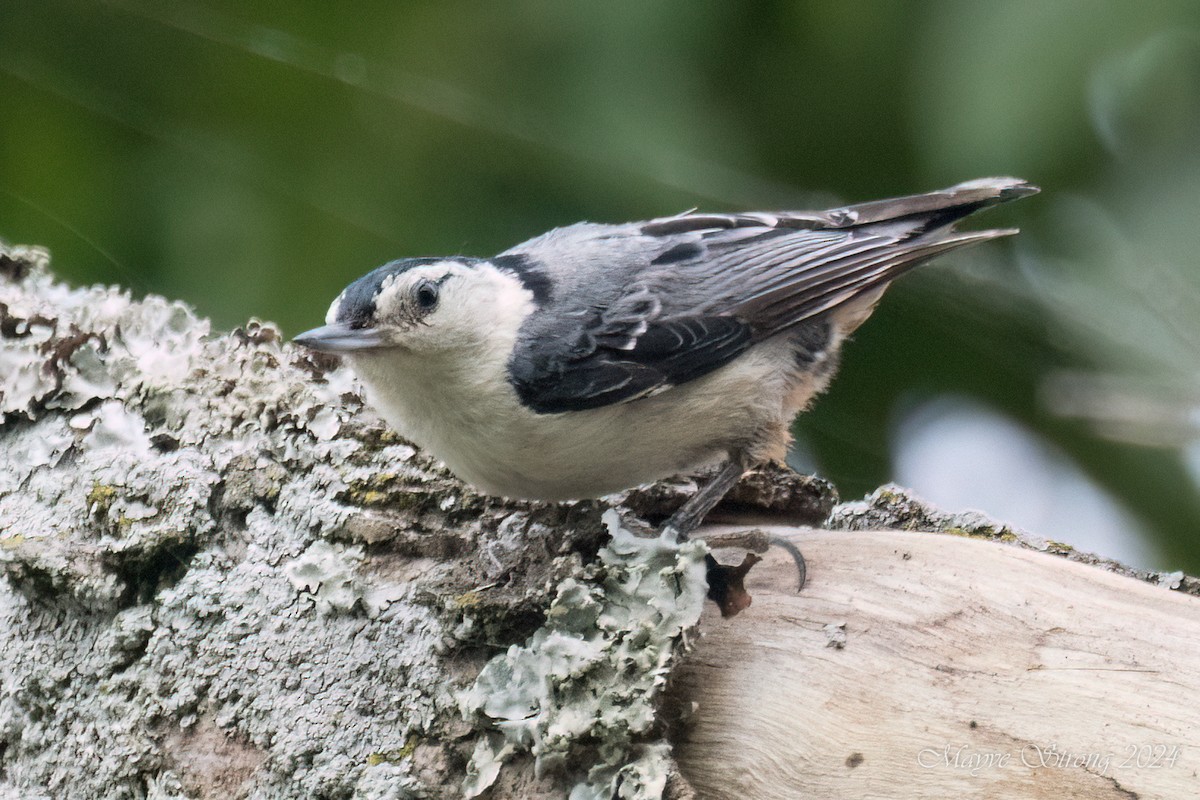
[87,482,119,516]
[343,473,432,511]
[366,735,418,766]
[0,532,26,549]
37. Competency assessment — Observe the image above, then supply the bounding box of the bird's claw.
[693,529,808,617]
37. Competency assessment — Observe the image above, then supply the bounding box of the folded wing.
[507,178,1037,414]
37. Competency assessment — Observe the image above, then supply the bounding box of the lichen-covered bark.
[0,244,837,799]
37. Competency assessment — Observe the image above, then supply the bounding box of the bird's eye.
[413,280,440,312]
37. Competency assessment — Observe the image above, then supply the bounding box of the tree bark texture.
[1,244,1197,799]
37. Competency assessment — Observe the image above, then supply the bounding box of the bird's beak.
[293,322,387,353]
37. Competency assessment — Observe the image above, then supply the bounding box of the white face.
[323,259,535,355]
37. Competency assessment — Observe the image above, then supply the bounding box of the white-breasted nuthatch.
[296,178,1037,540]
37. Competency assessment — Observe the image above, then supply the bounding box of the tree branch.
[2,243,1196,799]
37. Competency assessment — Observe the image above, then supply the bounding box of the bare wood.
[671,527,1200,799]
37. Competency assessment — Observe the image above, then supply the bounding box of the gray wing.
[506,177,1037,414]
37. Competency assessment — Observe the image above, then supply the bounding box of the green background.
[4,0,1200,570]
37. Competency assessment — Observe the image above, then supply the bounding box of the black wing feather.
[511,315,752,413]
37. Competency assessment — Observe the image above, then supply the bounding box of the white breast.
[350,335,801,501]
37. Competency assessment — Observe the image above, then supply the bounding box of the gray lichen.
[0,244,709,798]
[828,483,1024,542]
[459,513,706,798]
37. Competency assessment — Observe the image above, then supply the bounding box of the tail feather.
[821,177,1039,232]
[641,177,1039,237]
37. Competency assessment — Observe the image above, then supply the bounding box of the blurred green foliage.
[4,0,1200,569]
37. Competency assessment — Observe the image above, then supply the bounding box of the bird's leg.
[662,458,747,541]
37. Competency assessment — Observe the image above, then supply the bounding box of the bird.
[295,177,1037,545]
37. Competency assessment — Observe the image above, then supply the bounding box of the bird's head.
[294,257,538,357]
